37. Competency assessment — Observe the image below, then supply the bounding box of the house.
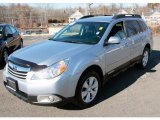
[142,11,160,26]
[69,10,84,23]
[118,10,128,14]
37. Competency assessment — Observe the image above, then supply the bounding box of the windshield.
[51,22,109,44]
[0,26,3,39]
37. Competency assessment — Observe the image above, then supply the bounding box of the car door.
[124,20,142,59]
[4,25,15,53]
[9,25,21,50]
[104,21,132,73]
[137,20,151,54]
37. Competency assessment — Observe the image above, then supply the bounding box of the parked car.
[22,29,43,35]
[3,14,153,108]
[0,24,23,65]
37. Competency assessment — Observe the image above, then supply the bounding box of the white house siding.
[69,10,84,23]
[143,11,160,26]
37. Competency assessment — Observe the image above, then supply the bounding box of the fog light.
[37,95,62,103]
[48,96,54,102]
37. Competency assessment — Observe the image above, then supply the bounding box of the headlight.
[31,60,69,80]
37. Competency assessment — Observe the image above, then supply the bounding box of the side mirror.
[7,34,13,38]
[108,36,121,44]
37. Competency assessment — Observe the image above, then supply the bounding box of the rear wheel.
[75,70,101,108]
[138,47,149,69]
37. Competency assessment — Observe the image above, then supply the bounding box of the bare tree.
[0,3,150,29]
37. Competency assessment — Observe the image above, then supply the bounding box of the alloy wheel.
[142,50,149,67]
[81,76,98,103]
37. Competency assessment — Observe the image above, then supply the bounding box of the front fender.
[65,53,105,97]
[71,55,104,76]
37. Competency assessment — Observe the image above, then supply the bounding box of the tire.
[2,49,8,65]
[74,70,101,108]
[138,47,149,69]
[19,40,23,49]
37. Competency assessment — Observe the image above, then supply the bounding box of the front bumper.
[3,63,76,105]
[4,81,73,105]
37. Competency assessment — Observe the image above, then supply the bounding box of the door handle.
[141,37,144,41]
[121,42,129,48]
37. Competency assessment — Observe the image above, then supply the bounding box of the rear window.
[9,26,17,34]
[137,20,148,32]
[125,20,141,37]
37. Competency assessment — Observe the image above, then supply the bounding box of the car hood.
[11,40,93,66]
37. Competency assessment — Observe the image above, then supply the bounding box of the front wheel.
[2,49,8,65]
[19,40,23,49]
[75,71,101,108]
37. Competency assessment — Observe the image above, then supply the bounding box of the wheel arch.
[145,43,151,52]
[144,43,151,56]
[20,38,23,42]
[3,47,9,53]
[0,47,9,63]
[75,64,104,96]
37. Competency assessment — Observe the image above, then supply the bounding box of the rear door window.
[125,20,141,37]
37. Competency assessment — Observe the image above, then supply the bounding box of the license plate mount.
[7,78,18,91]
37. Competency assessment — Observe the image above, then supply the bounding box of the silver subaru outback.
[3,14,153,108]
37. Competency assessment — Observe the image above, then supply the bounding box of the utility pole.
[85,4,88,15]
[120,3,123,10]
[11,18,14,26]
[111,3,116,15]
[29,12,32,28]
[88,3,93,15]
[44,9,47,28]
[40,18,42,28]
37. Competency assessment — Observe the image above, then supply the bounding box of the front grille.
[7,62,30,80]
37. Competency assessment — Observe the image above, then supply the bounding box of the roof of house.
[143,11,160,16]
[69,10,84,18]
[150,11,160,16]
[118,10,128,14]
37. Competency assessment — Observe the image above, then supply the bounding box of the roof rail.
[79,14,141,20]
[79,15,95,19]
[113,14,141,19]
[79,14,112,19]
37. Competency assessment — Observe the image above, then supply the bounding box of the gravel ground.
[0,35,160,117]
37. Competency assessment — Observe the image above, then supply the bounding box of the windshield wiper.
[61,40,84,44]
[48,38,54,40]
[51,39,96,45]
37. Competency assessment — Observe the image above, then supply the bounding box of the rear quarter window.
[137,20,148,32]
